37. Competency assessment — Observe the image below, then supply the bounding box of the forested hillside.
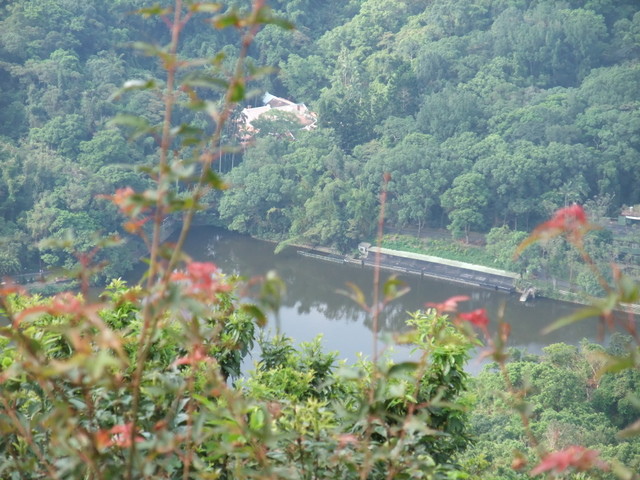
[1,0,639,279]
[220,0,640,250]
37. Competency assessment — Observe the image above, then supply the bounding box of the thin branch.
[164,13,263,278]
[372,173,390,367]
[127,2,184,477]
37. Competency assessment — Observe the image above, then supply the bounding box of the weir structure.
[357,244,520,292]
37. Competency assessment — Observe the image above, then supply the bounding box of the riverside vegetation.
[0,1,639,479]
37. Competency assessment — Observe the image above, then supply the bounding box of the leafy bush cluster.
[0,3,476,479]
[2,0,640,279]
[0,282,477,479]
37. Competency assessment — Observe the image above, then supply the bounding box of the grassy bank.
[379,234,501,269]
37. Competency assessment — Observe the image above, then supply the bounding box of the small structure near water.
[356,243,520,292]
[519,287,537,302]
[358,242,371,257]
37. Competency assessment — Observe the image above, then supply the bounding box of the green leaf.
[130,41,163,57]
[211,52,226,65]
[122,79,156,91]
[373,425,387,439]
[203,169,228,190]
[170,124,203,138]
[337,282,368,311]
[600,354,636,375]
[212,12,240,29]
[254,6,294,30]
[388,383,406,398]
[204,101,220,119]
[335,366,362,381]
[246,65,277,79]
[383,276,410,303]
[229,81,245,102]
[192,394,218,412]
[136,5,171,18]
[167,195,199,213]
[618,274,640,304]
[393,330,419,345]
[181,73,228,90]
[542,297,615,335]
[188,3,222,13]
[110,113,150,129]
[110,114,156,141]
[241,304,267,328]
[617,419,640,439]
[260,271,285,313]
[249,407,265,431]
[609,460,637,480]
[109,79,157,101]
[388,362,419,378]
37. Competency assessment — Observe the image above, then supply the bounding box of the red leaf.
[458,308,489,329]
[110,423,144,447]
[170,261,232,298]
[172,345,211,367]
[98,423,144,448]
[425,295,470,313]
[516,204,591,257]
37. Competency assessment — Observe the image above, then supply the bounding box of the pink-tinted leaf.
[515,205,591,258]
[188,3,222,13]
[458,308,489,329]
[425,295,470,313]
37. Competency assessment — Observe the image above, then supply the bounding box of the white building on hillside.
[238,92,317,141]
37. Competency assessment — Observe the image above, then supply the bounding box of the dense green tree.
[29,114,89,157]
[441,172,490,241]
[278,54,330,104]
[290,178,352,250]
[612,11,640,59]
[485,225,529,271]
[417,87,485,140]
[0,218,28,275]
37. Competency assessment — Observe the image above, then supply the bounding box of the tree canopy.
[1,0,639,274]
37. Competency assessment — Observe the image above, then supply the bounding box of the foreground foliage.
[0,295,476,479]
[1,2,475,479]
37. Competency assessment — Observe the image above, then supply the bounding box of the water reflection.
[2,227,616,374]
[175,226,610,371]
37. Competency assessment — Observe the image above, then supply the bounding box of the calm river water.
[169,226,605,373]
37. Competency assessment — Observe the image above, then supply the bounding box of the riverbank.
[296,245,519,293]
[185,217,640,312]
